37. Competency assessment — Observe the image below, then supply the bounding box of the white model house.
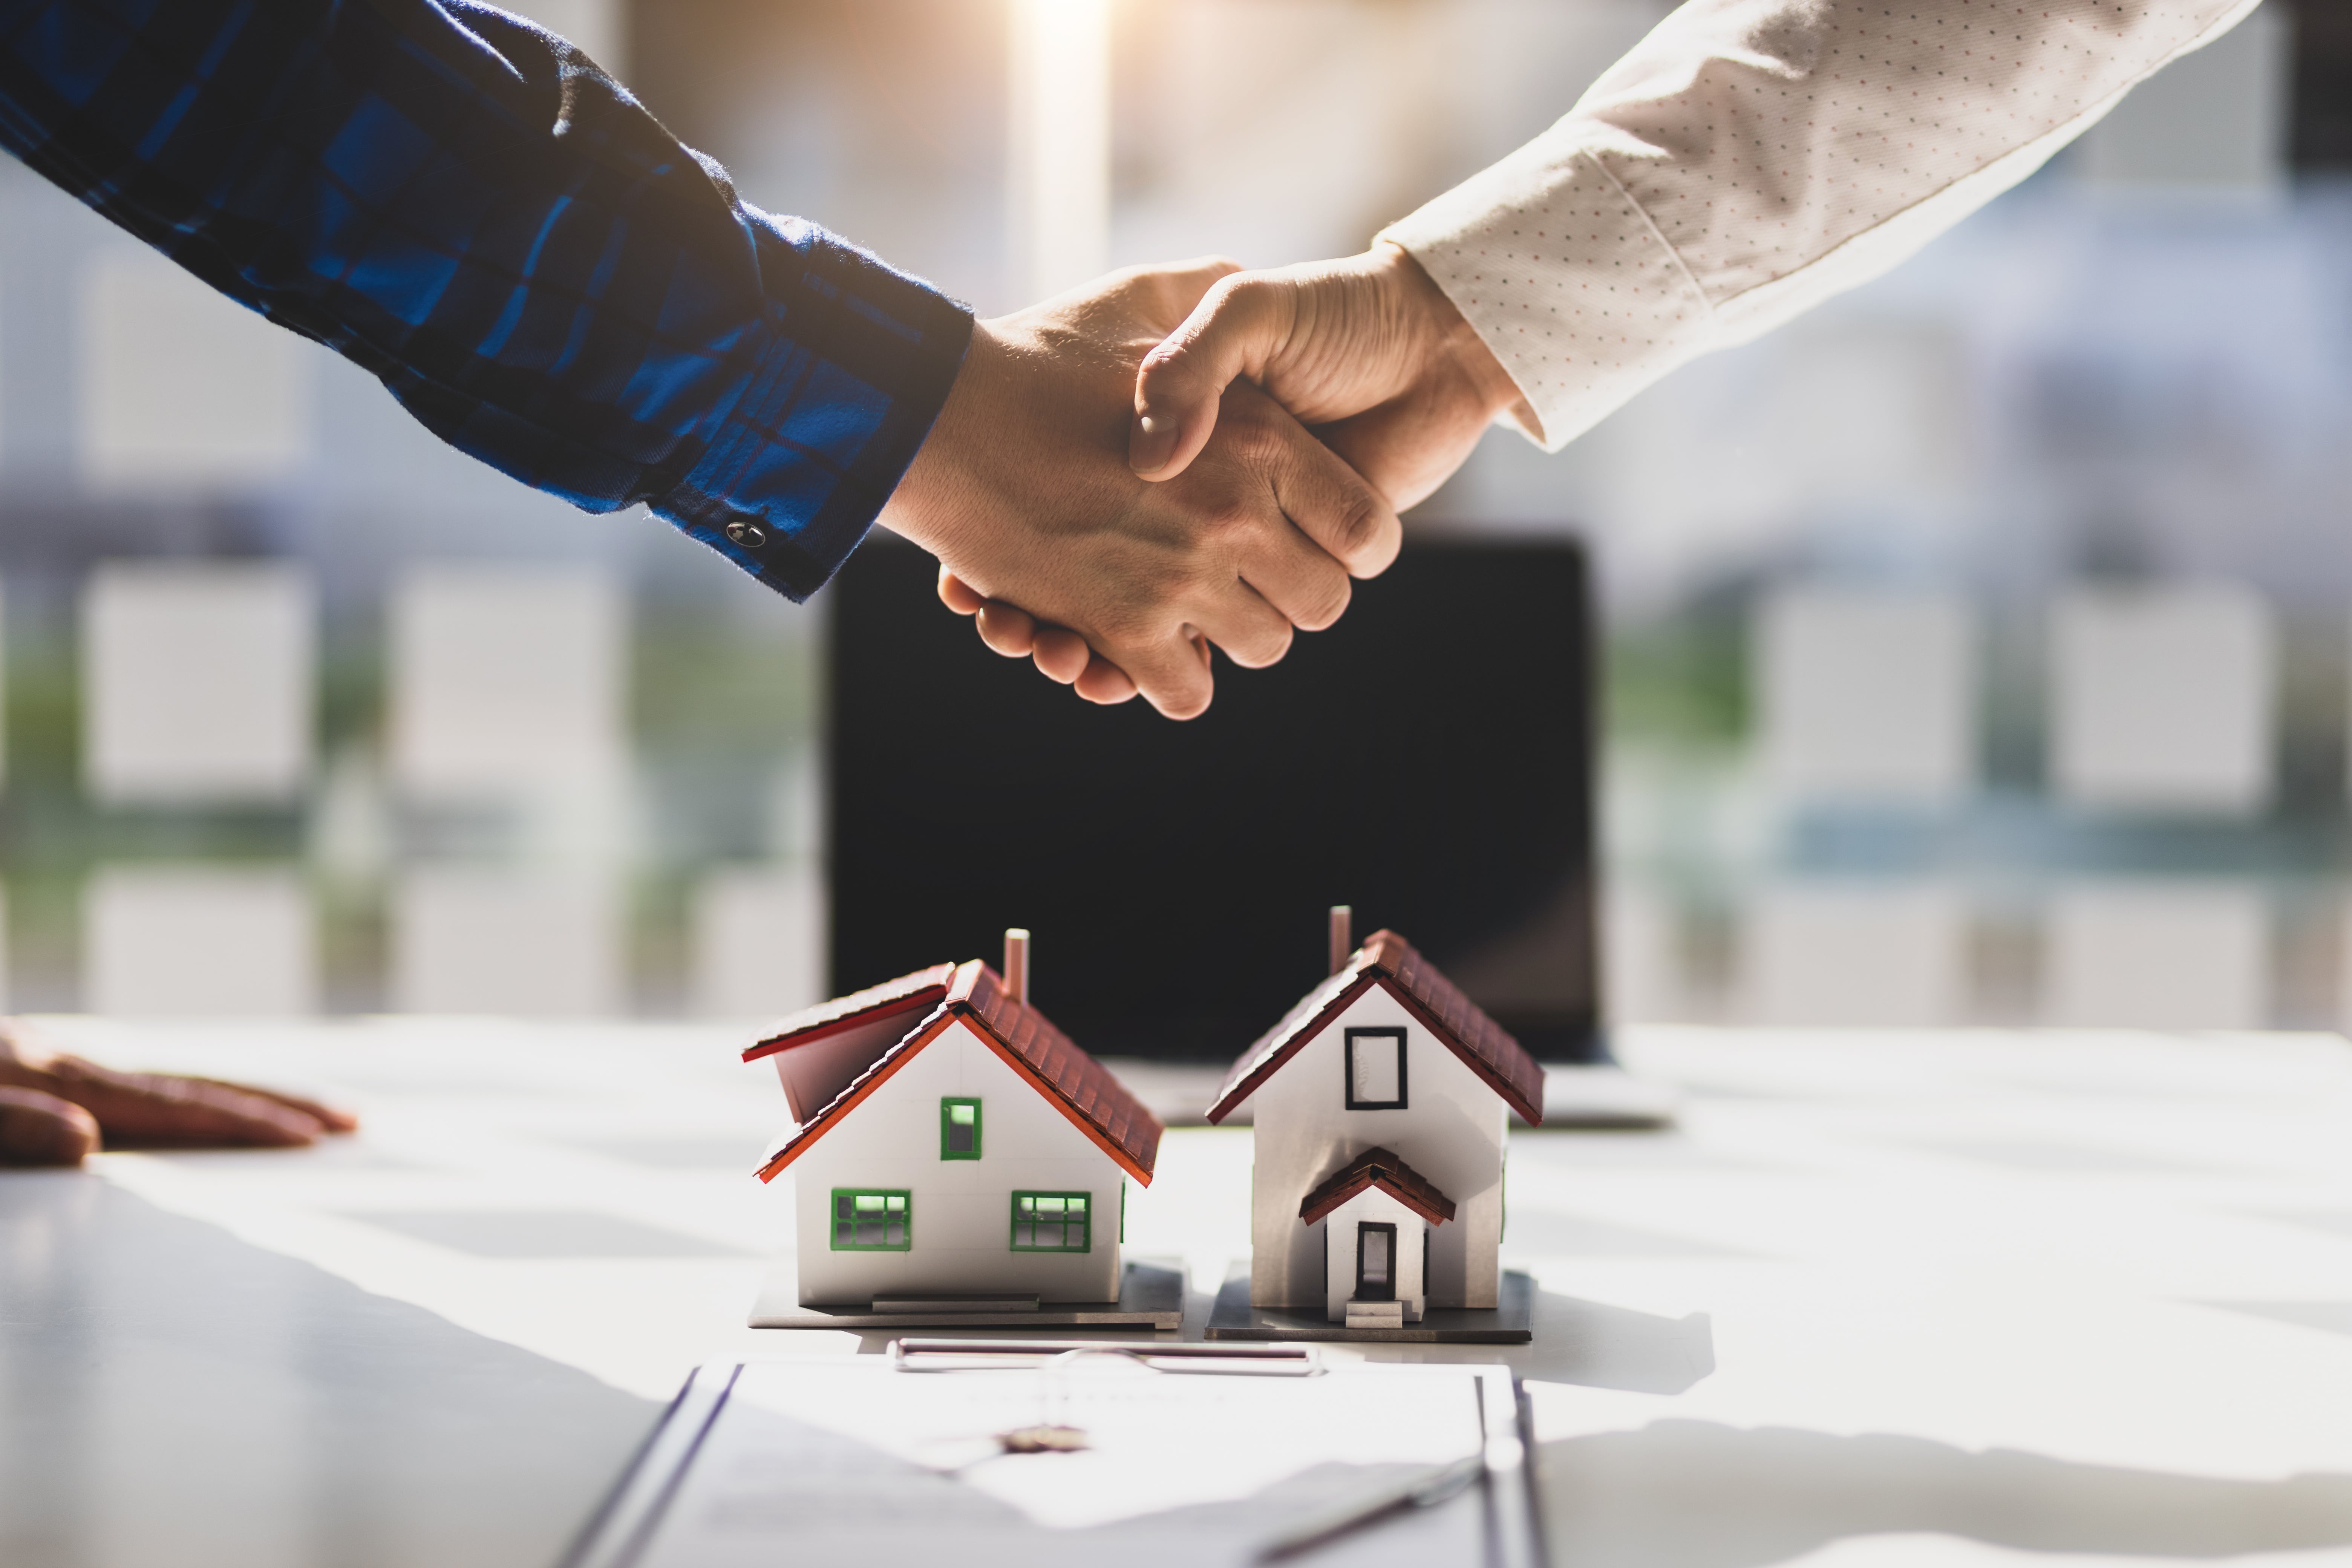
[1206,914,1545,1324]
[747,934,1162,1308]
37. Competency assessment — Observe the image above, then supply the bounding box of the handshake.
[882,243,1529,720]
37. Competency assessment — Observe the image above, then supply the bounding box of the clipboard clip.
[888,1338,1323,1376]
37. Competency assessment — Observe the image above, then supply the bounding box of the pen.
[1253,1453,1488,1562]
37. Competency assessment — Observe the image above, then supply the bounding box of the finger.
[1106,628,1216,720]
[40,1056,323,1149]
[1031,625,1093,685]
[1131,274,1296,481]
[187,1078,359,1135]
[1074,653,1139,704]
[938,569,988,616]
[974,600,1041,658]
[1236,511,1352,634]
[1238,390,1402,580]
[1187,580,1295,671]
[0,1087,98,1167]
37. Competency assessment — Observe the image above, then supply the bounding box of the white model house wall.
[1322,1184,1430,1323]
[790,1018,1125,1306]
[1246,986,1506,1311]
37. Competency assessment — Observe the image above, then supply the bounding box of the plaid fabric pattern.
[0,0,972,600]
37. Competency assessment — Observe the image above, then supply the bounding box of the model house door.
[1355,1222,1397,1300]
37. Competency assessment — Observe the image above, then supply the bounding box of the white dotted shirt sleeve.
[1381,0,2263,450]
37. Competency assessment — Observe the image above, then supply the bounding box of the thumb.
[1130,275,1295,481]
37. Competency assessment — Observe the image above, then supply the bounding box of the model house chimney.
[1328,905,1352,976]
[1004,928,1031,1004]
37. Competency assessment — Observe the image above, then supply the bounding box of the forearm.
[1381,0,2261,450]
[0,0,969,598]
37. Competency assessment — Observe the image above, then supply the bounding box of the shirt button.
[724,520,767,549]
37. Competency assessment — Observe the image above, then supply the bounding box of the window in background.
[84,865,315,1017]
[2050,585,2275,816]
[392,867,622,1017]
[77,250,308,492]
[389,566,626,802]
[83,563,314,805]
[1755,586,1978,806]
[1744,882,1967,1028]
[692,864,825,1018]
[2044,882,2269,1031]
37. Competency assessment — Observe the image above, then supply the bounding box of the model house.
[1207,910,1544,1326]
[746,931,1162,1309]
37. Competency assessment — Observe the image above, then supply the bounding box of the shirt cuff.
[651,216,974,602]
[1378,141,1712,453]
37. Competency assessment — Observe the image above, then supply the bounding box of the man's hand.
[0,1022,357,1168]
[1126,243,1529,510]
[882,259,1399,720]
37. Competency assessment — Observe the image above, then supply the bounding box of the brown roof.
[1206,930,1545,1125]
[741,963,956,1062]
[1298,1146,1456,1228]
[754,960,1162,1185]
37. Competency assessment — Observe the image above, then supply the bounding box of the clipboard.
[561,1347,1543,1568]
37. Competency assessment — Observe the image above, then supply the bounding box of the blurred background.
[0,0,2345,1034]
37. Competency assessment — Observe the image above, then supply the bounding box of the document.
[566,1355,1536,1568]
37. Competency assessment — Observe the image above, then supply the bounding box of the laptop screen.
[828,535,1600,1062]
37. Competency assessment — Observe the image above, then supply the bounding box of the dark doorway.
[1355,1222,1397,1302]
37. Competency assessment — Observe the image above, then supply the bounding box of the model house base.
[748,1256,1184,1330]
[1204,1265,1535,1344]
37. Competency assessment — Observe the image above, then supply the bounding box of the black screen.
[828,535,1601,1062]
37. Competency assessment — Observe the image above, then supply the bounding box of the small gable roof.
[1298,1146,1457,1228]
[754,960,1163,1185]
[1207,929,1544,1126]
[741,963,956,1063]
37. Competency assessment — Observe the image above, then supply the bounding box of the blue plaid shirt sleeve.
[0,0,974,600]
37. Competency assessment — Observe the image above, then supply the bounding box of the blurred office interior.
[0,0,2346,1034]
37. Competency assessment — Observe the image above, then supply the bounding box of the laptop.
[828,534,1601,1064]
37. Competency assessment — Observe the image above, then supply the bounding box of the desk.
[7,1021,2352,1567]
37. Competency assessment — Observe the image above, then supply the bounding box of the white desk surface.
[9,1019,2352,1568]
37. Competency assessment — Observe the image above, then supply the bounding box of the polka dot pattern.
[1380,0,2259,450]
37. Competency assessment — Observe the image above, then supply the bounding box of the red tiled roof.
[741,963,956,1062]
[1206,930,1544,1125]
[754,960,1162,1185]
[1298,1146,1457,1228]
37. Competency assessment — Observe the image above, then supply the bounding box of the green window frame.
[940,1097,982,1160]
[1009,1191,1092,1253]
[831,1189,911,1251]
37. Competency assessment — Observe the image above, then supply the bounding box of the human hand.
[1125,243,1528,510]
[0,1021,357,1167]
[882,258,1400,719]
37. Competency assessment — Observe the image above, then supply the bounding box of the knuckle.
[1232,621,1294,670]
[1327,493,1390,562]
[1295,571,1351,632]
